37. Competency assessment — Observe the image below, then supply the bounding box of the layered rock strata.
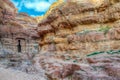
[38,0,120,57]
[0,0,39,53]
[36,53,120,80]
[0,0,43,77]
[72,53,120,80]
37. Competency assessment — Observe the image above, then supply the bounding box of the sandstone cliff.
[15,13,38,39]
[0,0,38,40]
[0,0,39,54]
[37,53,120,80]
[0,0,17,24]
[0,0,18,39]
[36,0,64,23]
[1,0,120,80]
[38,0,120,58]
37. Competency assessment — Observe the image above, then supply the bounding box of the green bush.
[118,50,120,52]
[87,50,120,57]
[66,58,71,60]
[82,29,91,34]
[106,50,114,54]
[107,50,120,54]
[73,60,78,63]
[76,29,91,35]
[99,26,110,34]
[87,51,104,57]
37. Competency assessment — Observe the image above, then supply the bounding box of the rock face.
[72,53,120,80]
[35,0,64,24]
[0,1,44,78]
[0,0,39,53]
[38,0,120,58]
[0,0,23,39]
[15,13,38,39]
[0,0,17,24]
[0,0,17,37]
[35,53,120,80]
[1,0,120,80]
[36,55,80,80]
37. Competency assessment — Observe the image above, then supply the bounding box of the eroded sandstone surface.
[37,0,120,58]
[34,51,120,80]
[0,0,47,80]
[0,0,120,80]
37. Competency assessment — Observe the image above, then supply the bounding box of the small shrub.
[76,29,91,35]
[107,50,120,54]
[68,76,72,80]
[87,51,104,57]
[73,60,78,63]
[99,26,110,34]
[34,44,39,49]
[118,50,120,52]
[66,58,71,60]
[82,29,91,34]
[107,50,114,54]
[87,50,120,57]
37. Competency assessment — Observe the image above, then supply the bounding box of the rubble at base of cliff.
[33,52,120,80]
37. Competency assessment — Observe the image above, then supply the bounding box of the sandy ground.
[0,67,47,80]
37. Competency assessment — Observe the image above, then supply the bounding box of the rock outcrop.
[0,0,39,54]
[35,55,81,80]
[0,0,17,37]
[0,0,17,24]
[72,53,120,80]
[1,0,120,80]
[35,0,64,24]
[15,13,38,39]
[37,0,120,58]
[36,52,120,80]
[0,0,38,39]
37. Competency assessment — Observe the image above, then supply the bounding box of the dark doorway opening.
[17,40,21,52]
